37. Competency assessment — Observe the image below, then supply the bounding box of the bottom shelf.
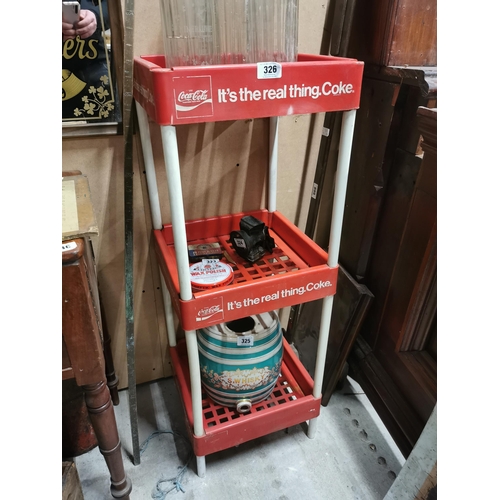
[170,338,322,457]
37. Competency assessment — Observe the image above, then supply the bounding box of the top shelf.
[133,53,364,125]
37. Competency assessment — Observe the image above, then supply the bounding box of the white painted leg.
[185,328,205,475]
[308,294,335,438]
[160,125,206,476]
[185,329,204,423]
[159,125,192,301]
[326,109,357,267]
[196,455,206,478]
[136,102,163,230]
[308,110,357,438]
[307,417,319,439]
[312,295,335,400]
[268,116,279,213]
[159,270,177,347]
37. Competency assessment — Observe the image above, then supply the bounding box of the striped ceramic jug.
[197,311,283,413]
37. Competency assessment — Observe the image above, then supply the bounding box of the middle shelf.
[154,208,339,330]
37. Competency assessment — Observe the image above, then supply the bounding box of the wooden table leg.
[84,381,132,499]
[100,303,120,405]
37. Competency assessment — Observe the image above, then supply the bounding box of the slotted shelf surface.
[171,337,321,457]
[203,381,299,428]
[223,237,303,282]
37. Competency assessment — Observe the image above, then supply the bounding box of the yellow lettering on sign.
[63,36,98,61]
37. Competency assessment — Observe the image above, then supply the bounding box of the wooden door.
[348,107,437,457]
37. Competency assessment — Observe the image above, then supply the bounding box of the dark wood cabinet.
[346,0,437,67]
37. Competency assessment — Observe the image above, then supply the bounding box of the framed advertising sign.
[62,0,122,137]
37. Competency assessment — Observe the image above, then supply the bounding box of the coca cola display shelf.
[133,53,364,477]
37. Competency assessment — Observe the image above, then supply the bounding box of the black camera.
[229,215,275,263]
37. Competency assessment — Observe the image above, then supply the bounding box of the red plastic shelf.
[171,337,321,457]
[133,53,363,125]
[154,209,338,331]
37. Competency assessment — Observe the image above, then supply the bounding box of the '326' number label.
[257,62,282,79]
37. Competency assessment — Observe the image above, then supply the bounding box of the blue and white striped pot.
[197,311,283,413]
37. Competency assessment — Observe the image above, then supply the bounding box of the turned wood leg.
[84,381,132,499]
[100,303,120,405]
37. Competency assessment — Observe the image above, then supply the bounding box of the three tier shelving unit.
[133,53,364,477]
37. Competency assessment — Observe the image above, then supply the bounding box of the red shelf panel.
[154,209,338,331]
[133,53,364,125]
[171,337,321,457]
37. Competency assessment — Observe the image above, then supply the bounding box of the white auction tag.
[257,62,282,79]
[237,335,254,347]
[311,182,319,200]
[201,259,220,267]
[62,241,77,252]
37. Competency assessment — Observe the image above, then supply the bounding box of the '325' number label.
[237,335,254,346]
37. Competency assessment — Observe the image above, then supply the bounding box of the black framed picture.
[62,0,122,136]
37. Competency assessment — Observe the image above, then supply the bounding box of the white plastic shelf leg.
[269,116,279,213]
[160,271,177,348]
[159,125,206,476]
[159,125,193,302]
[308,109,357,439]
[186,328,206,477]
[325,109,357,269]
[136,103,162,230]
[136,104,179,350]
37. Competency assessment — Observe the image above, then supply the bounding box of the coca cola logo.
[197,305,222,318]
[173,75,213,118]
[178,90,209,104]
